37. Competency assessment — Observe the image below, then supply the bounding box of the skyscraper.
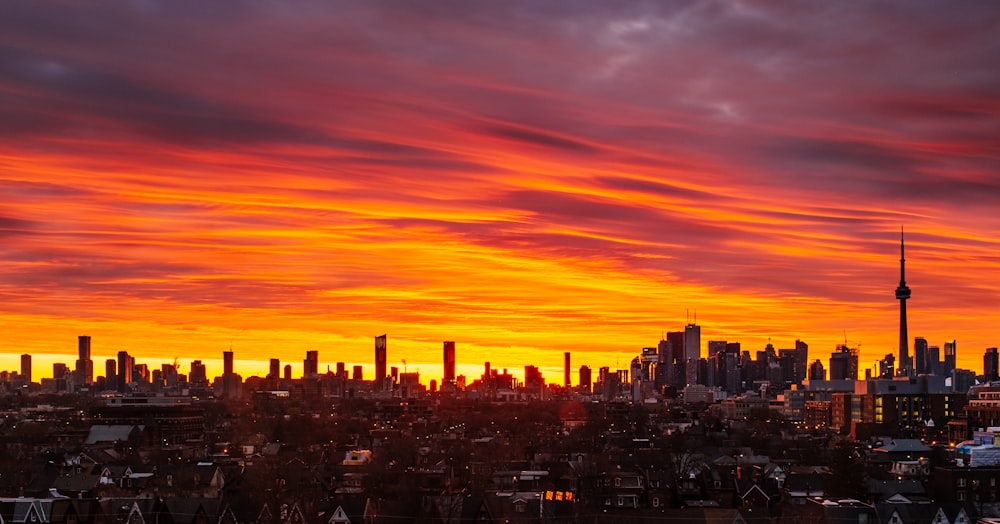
[223,350,234,376]
[914,337,928,375]
[443,341,456,384]
[105,359,117,391]
[304,350,319,378]
[984,347,999,383]
[20,354,31,384]
[684,323,701,361]
[564,352,571,388]
[895,229,912,376]
[375,334,387,389]
[76,335,93,386]
[944,340,957,376]
[117,350,133,392]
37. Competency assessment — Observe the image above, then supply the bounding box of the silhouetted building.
[105,359,117,391]
[896,229,912,376]
[20,354,31,384]
[564,351,571,387]
[223,350,234,375]
[685,322,701,361]
[579,365,592,393]
[666,331,685,363]
[944,340,957,376]
[117,350,133,392]
[76,335,93,386]
[985,347,999,383]
[443,341,456,384]
[809,359,826,380]
[914,337,929,375]
[375,334,387,389]
[189,360,207,385]
[830,345,858,381]
[304,350,319,378]
[352,365,363,381]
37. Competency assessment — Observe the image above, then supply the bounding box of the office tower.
[579,365,592,393]
[928,345,941,375]
[944,340,957,376]
[375,334,387,388]
[708,340,727,358]
[105,359,117,391]
[190,360,207,385]
[809,359,826,380]
[829,345,858,380]
[283,364,292,381]
[223,351,234,376]
[794,339,809,382]
[914,337,928,375]
[443,341,456,384]
[563,352,571,388]
[895,229,912,376]
[335,362,346,378]
[269,359,280,379]
[20,354,31,383]
[684,323,701,361]
[117,351,133,392]
[352,365,363,381]
[76,335,93,386]
[984,347,999,383]
[664,331,684,363]
[879,353,895,378]
[304,350,319,378]
[53,363,68,379]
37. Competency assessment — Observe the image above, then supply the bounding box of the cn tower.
[895,228,911,375]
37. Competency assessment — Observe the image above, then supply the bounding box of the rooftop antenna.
[686,308,690,324]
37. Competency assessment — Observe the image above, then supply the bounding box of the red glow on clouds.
[1,2,999,381]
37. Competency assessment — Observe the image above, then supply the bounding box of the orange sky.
[1,2,999,384]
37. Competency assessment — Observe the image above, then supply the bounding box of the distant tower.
[984,347,999,383]
[76,335,93,386]
[303,350,319,378]
[564,352,571,388]
[443,341,456,384]
[375,334,387,389]
[20,354,31,384]
[895,228,912,376]
[223,350,234,376]
[684,322,701,361]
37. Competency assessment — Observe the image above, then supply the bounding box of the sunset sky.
[2,1,999,384]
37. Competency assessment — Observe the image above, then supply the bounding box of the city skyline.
[2,3,999,377]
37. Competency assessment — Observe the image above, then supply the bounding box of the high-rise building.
[76,335,93,386]
[809,359,826,380]
[105,359,117,391]
[984,347,999,383]
[666,331,685,363]
[190,360,207,385]
[914,337,928,375]
[117,351,133,392]
[443,341,456,384]
[564,352,571,388]
[830,345,858,380]
[375,334,387,389]
[20,354,31,384]
[269,358,280,380]
[895,229,912,376]
[684,323,701,361]
[223,350,234,376]
[579,365,592,393]
[352,365,363,381]
[304,350,319,378]
[944,340,957,376]
[928,345,941,375]
[708,340,728,358]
